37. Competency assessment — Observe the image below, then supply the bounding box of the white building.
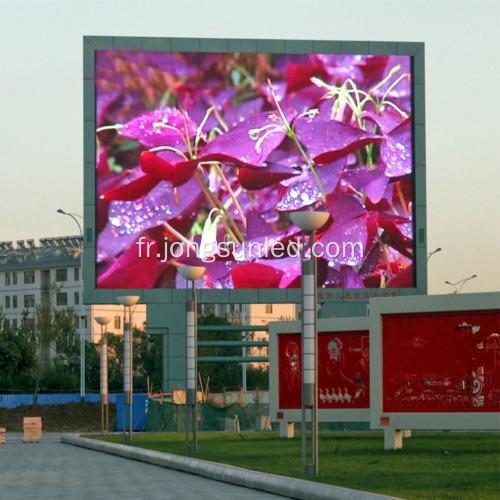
[0,236,146,342]
[0,236,294,345]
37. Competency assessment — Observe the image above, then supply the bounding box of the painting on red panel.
[278,331,370,410]
[382,310,500,412]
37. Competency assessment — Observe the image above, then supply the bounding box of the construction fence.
[146,399,273,432]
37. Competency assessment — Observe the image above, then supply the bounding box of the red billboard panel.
[278,330,370,409]
[382,310,500,412]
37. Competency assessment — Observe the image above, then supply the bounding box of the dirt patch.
[0,403,117,432]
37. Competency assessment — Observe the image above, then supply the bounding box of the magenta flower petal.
[286,60,329,93]
[386,264,413,287]
[245,211,276,240]
[341,164,388,203]
[224,98,264,129]
[277,158,345,211]
[97,175,203,262]
[294,113,382,165]
[199,109,296,167]
[340,265,365,288]
[379,220,413,258]
[319,193,367,266]
[380,118,412,177]
[238,163,300,190]
[97,238,159,289]
[120,107,197,149]
[231,262,283,288]
[100,171,161,201]
[362,107,406,135]
[140,151,198,187]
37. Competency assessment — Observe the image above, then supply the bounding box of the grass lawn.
[91,431,499,500]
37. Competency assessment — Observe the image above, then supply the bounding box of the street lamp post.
[445,274,477,294]
[178,265,206,454]
[427,247,442,262]
[290,211,329,477]
[57,209,85,400]
[95,316,112,435]
[117,295,140,442]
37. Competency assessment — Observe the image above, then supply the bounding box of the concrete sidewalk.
[62,434,402,500]
[0,433,284,499]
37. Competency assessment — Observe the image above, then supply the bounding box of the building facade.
[0,236,146,341]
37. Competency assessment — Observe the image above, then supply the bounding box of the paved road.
[0,433,286,500]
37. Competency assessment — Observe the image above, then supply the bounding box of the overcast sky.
[0,0,498,294]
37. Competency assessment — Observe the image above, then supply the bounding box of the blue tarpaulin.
[0,393,119,409]
[115,394,148,431]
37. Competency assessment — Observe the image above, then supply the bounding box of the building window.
[266,304,273,314]
[24,271,35,284]
[25,318,35,327]
[24,295,35,308]
[5,272,10,286]
[5,296,10,309]
[5,319,10,328]
[56,268,68,282]
[74,268,80,281]
[74,291,79,306]
[12,319,18,329]
[114,316,121,329]
[13,295,17,308]
[12,272,17,285]
[56,293,68,306]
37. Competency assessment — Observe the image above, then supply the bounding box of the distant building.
[0,236,146,342]
[0,236,295,345]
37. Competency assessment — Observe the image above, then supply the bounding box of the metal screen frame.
[83,37,426,305]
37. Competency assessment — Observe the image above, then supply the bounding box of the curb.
[61,434,402,500]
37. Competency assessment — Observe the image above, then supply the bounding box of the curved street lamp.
[117,295,140,442]
[57,209,85,400]
[178,265,206,454]
[289,211,330,476]
[427,247,442,262]
[445,274,477,294]
[57,209,83,236]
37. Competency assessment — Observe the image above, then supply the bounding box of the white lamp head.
[117,295,140,307]
[94,316,113,326]
[178,266,206,281]
[290,211,330,232]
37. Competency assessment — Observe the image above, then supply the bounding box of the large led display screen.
[278,331,370,410]
[382,310,500,413]
[95,50,414,289]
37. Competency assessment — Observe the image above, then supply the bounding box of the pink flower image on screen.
[95,50,414,289]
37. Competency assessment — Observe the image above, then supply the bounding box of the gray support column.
[162,332,169,392]
[123,320,131,439]
[148,303,188,393]
[100,336,108,435]
[123,322,131,404]
[302,259,316,407]
[301,236,318,476]
[384,428,403,450]
[186,299,196,405]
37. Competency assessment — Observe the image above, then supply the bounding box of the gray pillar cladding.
[149,302,187,392]
[302,259,316,407]
[186,298,196,403]
[123,322,131,404]
[100,336,108,404]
